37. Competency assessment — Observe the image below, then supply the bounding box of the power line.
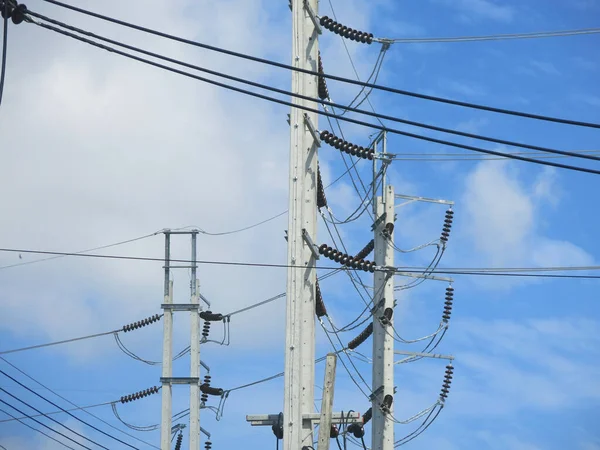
[28,13,599,164]
[170,210,287,236]
[0,329,118,355]
[34,0,600,129]
[1,247,599,279]
[0,0,8,107]
[0,369,139,449]
[0,356,160,449]
[0,230,161,271]
[379,28,600,44]
[0,400,112,423]
[0,390,94,449]
[0,402,78,450]
[25,20,600,174]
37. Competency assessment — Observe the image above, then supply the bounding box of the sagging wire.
[114,333,189,365]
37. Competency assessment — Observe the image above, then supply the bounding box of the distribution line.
[1,370,139,449]
[27,20,600,174]
[0,401,79,450]
[0,390,95,449]
[0,329,118,355]
[0,400,113,423]
[0,356,160,449]
[35,0,600,128]
[1,248,599,278]
[380,28,600,44]
[28,13,597,163]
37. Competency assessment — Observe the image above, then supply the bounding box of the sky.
[0,0,599,449]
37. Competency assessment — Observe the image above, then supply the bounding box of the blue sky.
[0,0,599,449]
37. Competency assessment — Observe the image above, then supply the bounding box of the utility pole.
[372,181,395,450]
[317,354,337,450]
[283,0,320,448]
[160,230,204,450]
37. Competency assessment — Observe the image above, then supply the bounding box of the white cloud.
[458,160,593,268]
[434,0,515,22]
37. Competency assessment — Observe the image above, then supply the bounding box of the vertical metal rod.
[160,233,173,450]
[190,233,200,449]
[284,1,319,449]
[372,186,395,450]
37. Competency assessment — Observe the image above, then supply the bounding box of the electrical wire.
[0,329,119,355]
[1,248,599,278]
[393,404,443,447]
[0,400,113,423]
[0,401,79,450]
[0,0,8,107]
[380,28,600,44]
[0,389,95,449]
[0,230,162,271]
[26,19,600,174]
[0,358,159,448]
[0,370,139,449]
[172,210,287,236]
[390,150,600,162]
[33,0,600,129]
[111,403,159,432]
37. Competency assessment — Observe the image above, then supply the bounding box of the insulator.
[320,15,374,45]
[317,165,328,209]
[10,2,25,24]
[318,243,328,254]
[347,323,373,350]
[355,240,375,260]
[122,314,161,333]
[202,321,211,339]
[347,423,365,438]
[0,1,12,19]
[120,386,159,404]
[174,432,183,450]
[330,424,339,438]
[363,407,372,425]
[317,52,330,101]
[320,130,373,160]
[200,384,224,397]
[382,394,394,412]
[381,307,393,325]
[200,311,224,322]
[205,442,212,450]
[272,412,284,439]
[201,392,208,403]
[315,280,328,318]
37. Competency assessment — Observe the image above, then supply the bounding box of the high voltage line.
[21,18,600,174]
[32,0,600,129]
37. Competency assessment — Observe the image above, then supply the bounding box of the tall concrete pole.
[189,232,200,449]
[160,234,173,450]
[283,1,320,449]
[372,185,395,450]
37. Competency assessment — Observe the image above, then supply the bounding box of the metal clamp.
[302,229,320,259]
[304,113,321,147]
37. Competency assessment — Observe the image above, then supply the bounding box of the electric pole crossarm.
[246,412,361,426]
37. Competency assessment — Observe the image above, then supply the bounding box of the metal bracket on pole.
[199,293,211,307]
[200,427,211,439]
[371,212,387,231]
[160,377,200,385]
[303,0,322,34]
[304,113,321,147]
[302,229,320,260]
[394,350,454,362]
[246,412,361,426]
[161,304,201,311]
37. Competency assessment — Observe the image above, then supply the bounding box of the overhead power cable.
[0,369,140,449]
[380,28,600,44]
[0,0,8,107]
[25,20,600,174]
[0,389,96,449]
[0,400,79,450]
[1,247,600,278]
[28,13,599,163]
[34,0,600,129]
[0,314,161,355]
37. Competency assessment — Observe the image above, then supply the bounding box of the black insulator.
[320,130,330,140]
[272,412,284,439]
[347,423,365,438]
[382,394,394,411]
[355,240,375,260]
[318,243,328,254]
[200,311,224,322]
[174,432,183,450]
[381,307,393,325]
[363,407,373,424]
[347,323,374,350]
[0,2,13,19]
[315,280,328,318]
[202,321,211,339]
[368,262,376,273]
[201,393,208,403]
[321,130,372,160]
[319,15,329,26]
[330,424,339,438]
[205,442,212,450]
[122,314,161,333]
[120,386,159,404]
[11,2,26,24]
[200,384,224,397]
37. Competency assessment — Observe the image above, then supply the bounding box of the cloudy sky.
[1,0,599,449]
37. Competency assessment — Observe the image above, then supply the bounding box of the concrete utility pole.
[317,354,337,450]
[372,184,395,450]
[160,230,203,450]
[283,0,320,448]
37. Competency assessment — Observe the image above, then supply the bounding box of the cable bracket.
[303,0,322,34]
[160,377,200,385]
[304,113,321,147]
[371,212,388,231]
[161,303,201,311]
[302,229,320,260]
